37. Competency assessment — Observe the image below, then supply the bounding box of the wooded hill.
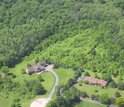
[0,0,124,75]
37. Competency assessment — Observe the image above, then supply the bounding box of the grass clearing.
[75,101,105,107]
[53,67,75,85]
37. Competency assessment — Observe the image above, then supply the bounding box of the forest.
[0,0,124,77]
[0,0,124,71]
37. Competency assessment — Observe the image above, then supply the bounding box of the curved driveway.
[45,65,59,99]
[30,65,59,107]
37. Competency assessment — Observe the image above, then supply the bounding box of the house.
[84,77,98,85]
[26,61,46,74]
[38,61,46,66]
[84,76,108,88]
[97,79,108,87]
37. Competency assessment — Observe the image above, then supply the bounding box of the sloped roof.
[84,77,98,84]
[38,61,45,65]
[84,76,108,87]
[27,66,35,72]
[97,79,108,87]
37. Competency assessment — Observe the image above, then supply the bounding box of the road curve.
[30,65,59,107]
[45,65,59,99]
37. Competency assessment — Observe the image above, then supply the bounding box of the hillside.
[0,0,124,70]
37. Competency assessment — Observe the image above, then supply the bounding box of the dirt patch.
[30,98,50,107]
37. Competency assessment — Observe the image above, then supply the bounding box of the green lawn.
[53,68,75,85]
[0,58,55,107]
[75,101,105,107]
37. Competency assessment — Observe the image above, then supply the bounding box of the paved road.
[45,65,59,99]
[80,98,114,107]
[74,76,83,86]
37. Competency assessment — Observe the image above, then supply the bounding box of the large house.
[84,76,108,88]
[26,61,46,73]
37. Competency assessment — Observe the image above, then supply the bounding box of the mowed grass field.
[53,68,75,85]
[0,57,55,107]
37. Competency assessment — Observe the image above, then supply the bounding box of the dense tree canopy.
[0,0,124,74]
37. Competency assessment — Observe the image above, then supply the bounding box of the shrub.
[84,72,90,77]
[81,91,87,98]
[10,103,16,107]
[75,70,81,77]
[21,68,26,74]
[91,94,95,100]
[27,63,31,67]
[73,66,77,71]
[80,68,85,72]
[12,74,16,78]
[95,95,99,101]
[102,73,112,83]
[79,81,82,86]
[117,82,124,90]
[110,81,117,88]
[100,93,109,104]
[53,64,59,69]
[94,88,98,92]
[84,80,89,84]
[37,75,44,82]
[115,92,121,98]
[28,71,32,75]
[109,97,116,104]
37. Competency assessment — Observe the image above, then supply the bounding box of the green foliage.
[117,82,124,90]
[21,68,26,74]
[84,72,90,77]
[81,91,88,98]
[116,97,124,107]
[115,92,121,98]
[37,75,44,82]
[28,71,32,75]
[109,97,116,105]
[94,88,98,92]
[100,93,109,104]
[53,64,59,69]
[84,80,89,84]
[102,73,112,83]
[1,66,9,73]
[73,66,77,71]
[75,70,81,77]
[91,94,95,100]
[110,81,117,88]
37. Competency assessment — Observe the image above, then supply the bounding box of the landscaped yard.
[0,58,55,107]
[76,69,124,99]
[75,101,105,107]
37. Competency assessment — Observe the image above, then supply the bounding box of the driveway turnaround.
[30,65,59,107]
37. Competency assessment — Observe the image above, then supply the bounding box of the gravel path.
[30,65,59,107]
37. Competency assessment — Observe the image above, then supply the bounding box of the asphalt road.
[80,98,114,107]
[45,65,59,99]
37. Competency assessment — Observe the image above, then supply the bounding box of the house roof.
[27,66,35,72]
[38,61,45,65]
[84,77,98,84]
[97,80,108,87]
[84,76,108,87]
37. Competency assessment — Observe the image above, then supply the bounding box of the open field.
[0,58,55,107]
[75,101,105,107]
[53,68,75,85]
